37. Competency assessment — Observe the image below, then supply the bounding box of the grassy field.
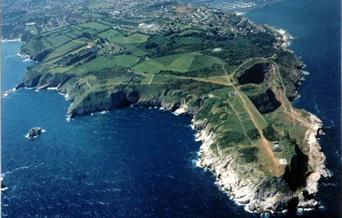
[63,28,84,38]
[82,11,105,19]
[87,2,113,10]
[43,34,72,48]
[20,5,313,189]
[99,29,122,41]
[99,29,149,44]
[70,55,140,75]
[21,38,47,57]
[22,26,85,58]
[78,21,110,32]
[112,55,140,68]
[133,52,225,74]
[123,44,147,57]
[45,40,86,61]
[238,91,269,129]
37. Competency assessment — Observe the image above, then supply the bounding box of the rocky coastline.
[15,50,329,215]
[193,112,328,215]
[13,11,329,215]
[16,70,328,214]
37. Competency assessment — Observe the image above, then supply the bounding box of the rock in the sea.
[0,178,7,192]
[26,127,43,139]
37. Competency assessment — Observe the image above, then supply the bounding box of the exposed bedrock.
[26,127,43,139]
[68,89,141,119]
[194,118,325,214]
[37,73,72,89]
[22,72,42,87]
[18,70,71,89]
[16,55,325,214]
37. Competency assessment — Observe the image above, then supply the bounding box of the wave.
[302,71,310,76]
[2,162,45,176]
[91,110,109,116]
[235,12,246,16]
[1,88,16,98]
[1,38,21,42]
[47,87,58,90]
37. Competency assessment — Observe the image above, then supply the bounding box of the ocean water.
[1,44,250,217]
[1,0,341,217]
[1,41,32,92]
[247,0,341,217]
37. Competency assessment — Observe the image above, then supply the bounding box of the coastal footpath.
[15,3,328,214]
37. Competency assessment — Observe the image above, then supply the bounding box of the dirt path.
[269,62,299,126]
[227,101,254,145]
[132,59,285,176]
[131,59,290,176]
[148,74,155,85]
[234,86,284,176]
[223,64,283,176]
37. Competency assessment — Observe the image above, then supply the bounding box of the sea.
[1,0,340,217]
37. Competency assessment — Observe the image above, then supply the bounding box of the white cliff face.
[194,118,264,211]
[302,114,328,195]
[173,105,188,116]
[192,112,328,214]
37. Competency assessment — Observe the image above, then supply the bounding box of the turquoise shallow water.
[1,0,341,217]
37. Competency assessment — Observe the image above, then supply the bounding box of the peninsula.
[12,1,327,214]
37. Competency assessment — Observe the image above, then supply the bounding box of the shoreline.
[267,25,294,48]
[0,88,16,99]
[8,11,329,215]
[12,44,328,214]
[16,51,33,62]
[12,60,328,214]
[193,111,328,215]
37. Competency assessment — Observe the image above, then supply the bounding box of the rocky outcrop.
[26,127,43,139]
[37,73,72,90]
[15,10,327,215]
[67,89,141,119]
[17,65,327,214]
[194,113,327,214]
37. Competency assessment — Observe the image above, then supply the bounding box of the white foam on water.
[1,187,8,192]
[302,71,310,75]
[66,116,72,122]
[235,12,245,16]
[47,87,58,90]
[1,38,21,42]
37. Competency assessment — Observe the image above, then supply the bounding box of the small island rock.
[26,127,43,139]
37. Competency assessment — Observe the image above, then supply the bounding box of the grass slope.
[70,55,140,75]
[133,52,225,74]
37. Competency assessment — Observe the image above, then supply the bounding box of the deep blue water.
[1,0,341,217]
[1,44,250,217]
[247,0,341,217]
[1,41,32,91]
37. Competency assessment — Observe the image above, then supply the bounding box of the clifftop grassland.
[17,3,327,214]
